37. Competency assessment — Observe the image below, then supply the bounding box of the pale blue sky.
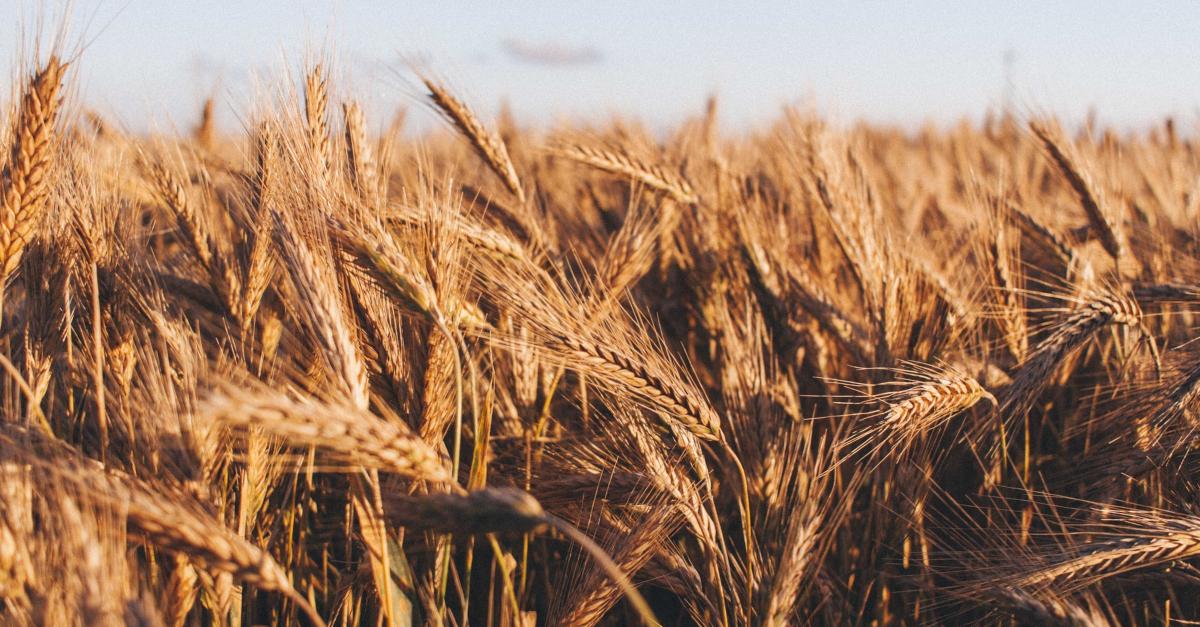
[3,1,1199,134]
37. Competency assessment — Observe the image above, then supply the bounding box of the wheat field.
[2,47,1200,626]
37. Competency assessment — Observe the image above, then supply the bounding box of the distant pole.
[1002,48,1016,114]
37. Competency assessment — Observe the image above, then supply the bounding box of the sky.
[2,1,1199,135]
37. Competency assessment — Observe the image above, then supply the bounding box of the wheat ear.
[548,332,721,440]
[304,64,332,176]
[194,98,214,149]
[201,382,452,483]
[342,101,379,204]
[0,56,67,293]
[423,77,525,203]
[555,142,698,204]
[1031,122,1124,262]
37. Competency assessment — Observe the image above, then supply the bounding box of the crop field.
[1,49,1199,626]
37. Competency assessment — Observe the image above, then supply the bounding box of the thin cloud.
[501,38,602,67]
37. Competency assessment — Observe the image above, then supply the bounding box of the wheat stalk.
[423,77,525,203]
[555,506,679,627]
[1000,288,1143,418]
[194,98,214,149]
[201,382,453,483]
[342,101,379,205]
[272,210,371,408]
[555,142,698,204]
[1005,201,1077,271]
[383,487,545,534]
[847,362,995,461]
[548,332,721,440]
[0,56,67,292]
[989,219,1029,361]
[162,554,198,627]
[1031,122,1124,262]
[1015,529,1200,592]
[304,64,332,176]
